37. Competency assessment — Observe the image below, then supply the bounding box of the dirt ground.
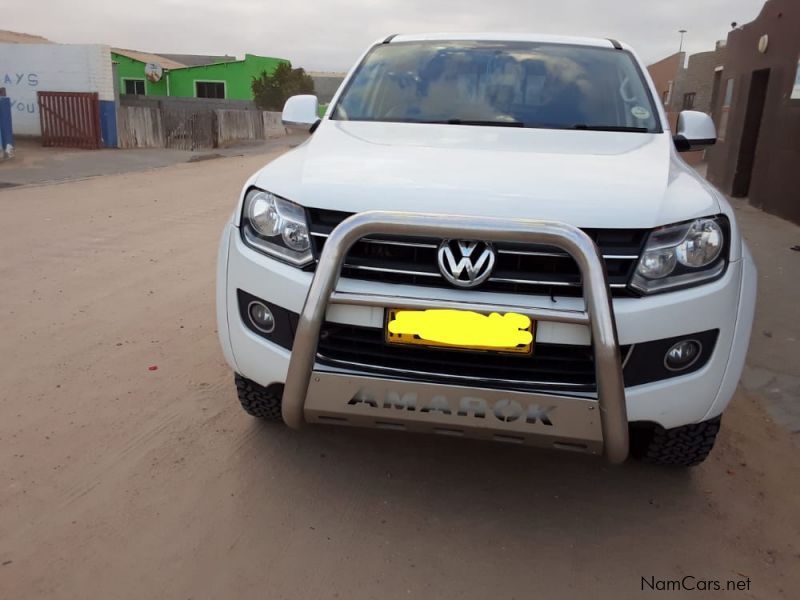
[1,146,799,600]
[0,135,307,187]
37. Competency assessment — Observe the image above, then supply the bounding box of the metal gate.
[37,91,101,149]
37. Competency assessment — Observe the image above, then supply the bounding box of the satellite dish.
[145,62,163,82]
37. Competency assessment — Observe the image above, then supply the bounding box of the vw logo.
[437,240,496,288]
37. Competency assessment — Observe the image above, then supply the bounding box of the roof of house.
[111,48,187,70]
[307,71,347,78]
[0,30,52,44]
[156,53,236,67]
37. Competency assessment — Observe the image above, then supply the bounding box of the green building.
[111,49,288,100]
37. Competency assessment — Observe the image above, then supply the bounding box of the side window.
[718,78,735,140]
[664,81,674,106]
[124,79,145,95]
[723,78,735,105]
[195,81,225,99]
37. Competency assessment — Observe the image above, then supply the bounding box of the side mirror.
[282,95,319,129]
[674,110,717,152]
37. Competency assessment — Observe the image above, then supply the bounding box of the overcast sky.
[6,0,767,71]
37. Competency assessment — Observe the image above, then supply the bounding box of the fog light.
[664,339,702,371]
[247,301,275,333]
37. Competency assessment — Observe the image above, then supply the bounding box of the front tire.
[234,375,284,422]
[631,416,722,467]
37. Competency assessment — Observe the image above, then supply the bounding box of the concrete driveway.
[1,146,798,599]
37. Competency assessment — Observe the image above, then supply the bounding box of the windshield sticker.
[631,106,650,120]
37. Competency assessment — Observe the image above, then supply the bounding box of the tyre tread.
[641,416,721,467]
[234,375,284,422]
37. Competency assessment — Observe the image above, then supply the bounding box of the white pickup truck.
[216,33,757,466]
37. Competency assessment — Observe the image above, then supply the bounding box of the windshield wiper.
[434,119,524,128]
[572,124,649,132]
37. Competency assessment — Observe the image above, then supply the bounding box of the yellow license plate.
[386,309,534,354]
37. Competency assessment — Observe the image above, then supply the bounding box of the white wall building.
[0,43,114,135]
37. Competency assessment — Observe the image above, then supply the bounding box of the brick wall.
[0,43,114,136]
[646,52,686,118]
[681,44,727,114]
[707,0,800,224]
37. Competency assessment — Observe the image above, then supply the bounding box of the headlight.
[676,219,724,267]
[241,189,313,266]
[631,217,727,294]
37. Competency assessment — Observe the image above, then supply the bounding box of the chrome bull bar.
[282,211,629,464]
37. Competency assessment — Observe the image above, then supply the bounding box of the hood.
[254,120,719,229]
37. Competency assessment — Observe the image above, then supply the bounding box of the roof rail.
[607,38,623,50]
[383,34,399,44]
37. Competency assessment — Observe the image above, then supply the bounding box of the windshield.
[332,41,661,132]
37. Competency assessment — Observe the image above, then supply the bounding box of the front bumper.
[306,371,605,454]
[217,213,756,462]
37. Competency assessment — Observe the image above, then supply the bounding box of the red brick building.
[647,51,686,129]
[647,51,713,165]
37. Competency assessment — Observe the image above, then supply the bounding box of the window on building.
[124,79,146,96]
[195,81,226,99]
[723,78,735,107]
[718,78,735,141]
[664,80,674,106]
[682,92,696,110]
[791,58,800,100]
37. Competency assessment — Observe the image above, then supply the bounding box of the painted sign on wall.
[0,43,114,135]
[2,72,39,117]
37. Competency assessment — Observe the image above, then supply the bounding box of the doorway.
[732,69,770,198]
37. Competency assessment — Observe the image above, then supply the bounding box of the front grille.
[306,208,647,297]
[317,322,631,393]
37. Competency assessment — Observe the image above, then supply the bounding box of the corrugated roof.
[112,48,187,70]
[157,53,236,67]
